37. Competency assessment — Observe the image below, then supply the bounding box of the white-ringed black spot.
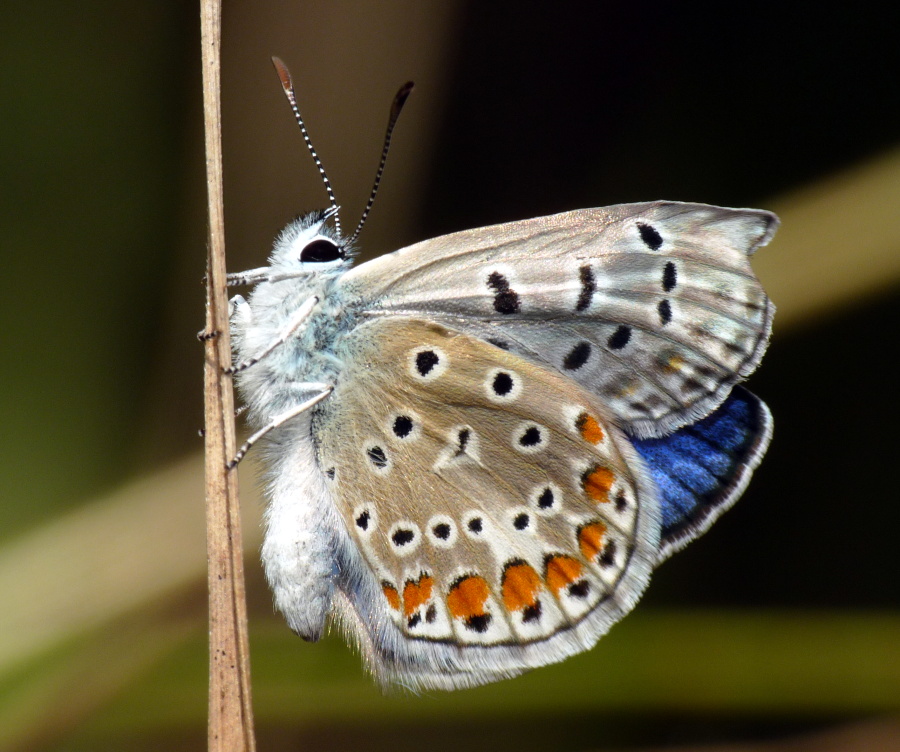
[485,368,522,402]
[486,271,520,314]
[392,528,415,547]
[393,415,414,438]
[576,265,595,312]
[563,341,591,370]
[425,604,437,623]
[367,446,388,469]
[607,325,631,350]
[637,222,663,250]
[615,491,628,512]
[407,613,421,628]
[538,487,555,509]
[513,513,530,530]
[662,261,677,291]
[355,510,370,531]
[658,299,672,326]
[415,350,439,376]
[467,517,483,534]
[433,522,451,540]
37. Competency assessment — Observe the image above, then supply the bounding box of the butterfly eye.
[300,238,344,263]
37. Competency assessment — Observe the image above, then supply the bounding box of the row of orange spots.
[576,412,604,445]
[578,521,607,561]
[447,575,490,620]
[583,464,615,504]
[403,573,434,616]
[545,555,584,595]
[501,561,541,612]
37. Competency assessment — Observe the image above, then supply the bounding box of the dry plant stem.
[200,0,256,749]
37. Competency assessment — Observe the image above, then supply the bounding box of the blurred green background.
[2,1,899,750]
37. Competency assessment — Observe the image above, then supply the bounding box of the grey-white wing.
[340,201,776,438]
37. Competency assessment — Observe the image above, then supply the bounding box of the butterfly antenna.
[272,56,342,237]
[347,81,415,246]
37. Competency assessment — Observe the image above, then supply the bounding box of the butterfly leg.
[225,295,319,375]
[226,267,271,286]
[227,386,333,469]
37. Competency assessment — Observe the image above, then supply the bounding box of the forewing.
[314,317,661,689]
[340,202,776,438]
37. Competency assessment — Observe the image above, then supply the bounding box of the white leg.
[227,387,333,469]
[227,267,271,286]
[225,295,318,375]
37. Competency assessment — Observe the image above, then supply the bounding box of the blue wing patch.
[631,386,772,562]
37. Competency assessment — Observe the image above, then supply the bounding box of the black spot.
[300,238,343,263]
[487,271,520,314]
[615,491,627,512]
[355,511,370,530]
[393,415,413,438]
[514,513,530,530]
[568,580,591,598]
[607,325,631,350]
[658,299,672,325]
[519,426,542,447]
[391,528,415,547]
[456,428,470,455]
[637,222,663,250]
[682,378,705,394]
[425,604,437,623]
[407,613,421,629]
[487,338,510,350]
[415,350,439,377]
[433,522,451,540]
[467,517,483,534]
[367,446,388,469]
[599,539,618,567]
[522,601,542,623]
[662,261,677,291]
[563,341,591,370]
[725,340,747,356]
[538,487,555,509]
[576,265,595,312]
[465,614,492,632]
[492,371,514,396]
[325,467,335,480]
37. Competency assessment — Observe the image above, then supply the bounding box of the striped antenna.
[347,81,415,246]
[271,57,341,237]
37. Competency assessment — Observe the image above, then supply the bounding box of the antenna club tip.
[391,81,415,117]
[271,56,293,91]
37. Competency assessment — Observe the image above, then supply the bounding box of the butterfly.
[227,59,776,691]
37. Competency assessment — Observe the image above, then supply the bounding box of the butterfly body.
[231,199,776,691]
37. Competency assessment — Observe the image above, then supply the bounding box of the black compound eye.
[300,238,343,263]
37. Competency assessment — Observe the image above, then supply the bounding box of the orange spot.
[382,583,400,611]
[501,562,541,611]
[578,521,607,561]
[664,355,685,374]
[583,465,615,503]
[447,576,490,620]
[576,412,604,444]
[402,573,434,617]
[545,555,584,594]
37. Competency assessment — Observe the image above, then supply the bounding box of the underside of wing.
[340,202,776,438]
[312,317,661,690]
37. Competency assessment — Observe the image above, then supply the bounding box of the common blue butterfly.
[228,59,776,691]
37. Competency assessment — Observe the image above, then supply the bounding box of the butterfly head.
[269,208,353,279]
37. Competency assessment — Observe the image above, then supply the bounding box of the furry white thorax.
[231,213,358,428]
